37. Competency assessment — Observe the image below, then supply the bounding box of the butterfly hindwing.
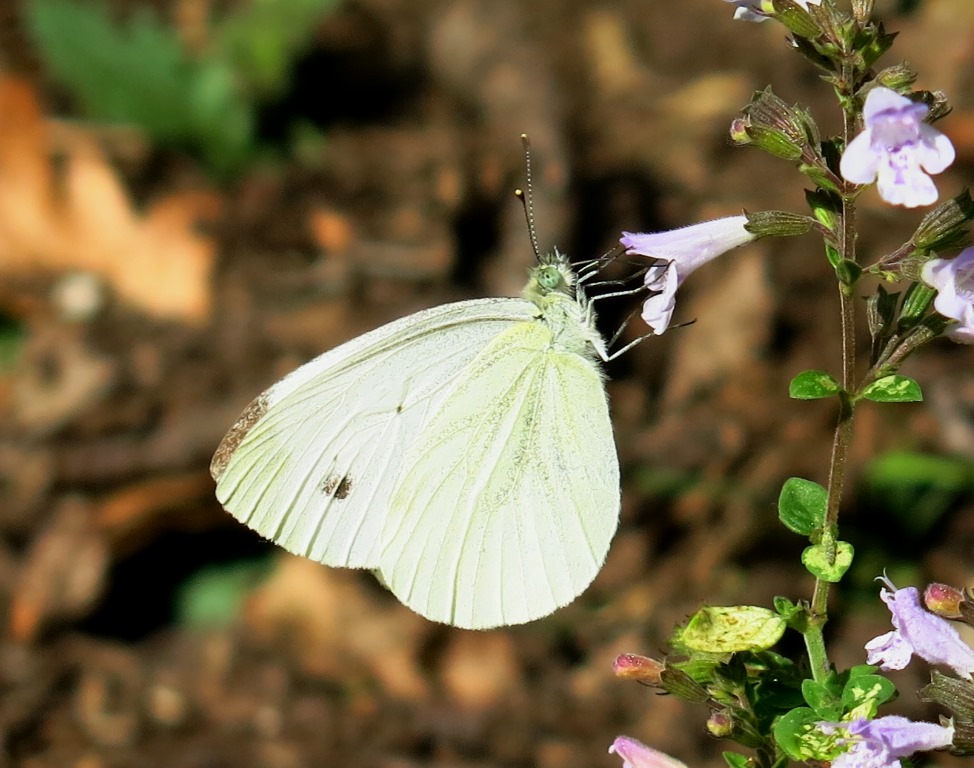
[378,319,619,629]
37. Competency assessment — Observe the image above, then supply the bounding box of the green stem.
[806,296,855,682]
[805,60,862,683]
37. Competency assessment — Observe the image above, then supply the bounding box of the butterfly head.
[524,248,579,306]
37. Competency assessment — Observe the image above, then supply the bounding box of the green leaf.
[861,28,898,69]
[804,188,840,231]
[842,673,896,719]
[824,242,842,268]
[754,670,805,710]
[801,163,842,194]
[789,370,841,400]
[802,679,843,720]
[835,259,863,285]
[846,664,880,679]
[671,656,721,685]
[860,374,923,403]
[801,541,854,582]
[682,606,787,653]
[773,595,800,620]
[778,477,827,535]
[774,596,809,633]
[723,752,750,768]
[773,707,819,761]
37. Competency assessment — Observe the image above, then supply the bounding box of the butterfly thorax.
[523,250,608,363]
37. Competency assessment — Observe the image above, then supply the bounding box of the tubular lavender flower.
[864,576,974,679]
[724,0,821,22]
[817,716,955,768]
[609,736,689,768]
[922,247,974,343]
[840,87,955,208]
[620,216,755,335]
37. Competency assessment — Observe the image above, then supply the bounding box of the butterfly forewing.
[212,298,537,569]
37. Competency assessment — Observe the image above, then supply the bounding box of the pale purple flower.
[609,737,688,768]
[864,575,974,679]
[922,247,974,343]
[840,87,955,208]
[621,216,755,334]
[818,716,954,768]
[724,0,821,22]
[822,717,953,768]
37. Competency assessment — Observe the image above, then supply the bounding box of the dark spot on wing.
[210,394,269,481]
[321,473,353,500]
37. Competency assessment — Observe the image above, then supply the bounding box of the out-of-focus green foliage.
[26,0,341,177]
[175,557,273,629]
[0,313,24,371]
[862,450,974,536]
[215,0,342,98]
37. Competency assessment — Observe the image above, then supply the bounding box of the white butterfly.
[211,248,620,629]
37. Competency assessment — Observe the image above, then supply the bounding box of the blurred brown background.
[1,0,974,766]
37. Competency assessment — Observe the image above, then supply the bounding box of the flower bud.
[729,117,752,146]
[739,87,819,162]
[707,709,735,738]
[924,583,966,619]
[912,189,974,255]
[613,653,665,685]
[851,0,874,24]
[873,65,917,93]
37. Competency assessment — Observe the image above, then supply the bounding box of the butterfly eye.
[537,265,564,292]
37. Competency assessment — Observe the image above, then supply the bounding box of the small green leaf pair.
[777,477,853,582]
[788,370,922,402]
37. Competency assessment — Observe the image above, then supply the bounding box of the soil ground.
[2,1,974,766]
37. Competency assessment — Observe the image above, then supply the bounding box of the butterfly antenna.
[515,134,543,262]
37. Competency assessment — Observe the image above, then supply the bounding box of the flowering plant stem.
[806,64,861,684]
[612,5,974,766]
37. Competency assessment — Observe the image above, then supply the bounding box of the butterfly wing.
[211,298,537,569]
[378,320,619,629]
